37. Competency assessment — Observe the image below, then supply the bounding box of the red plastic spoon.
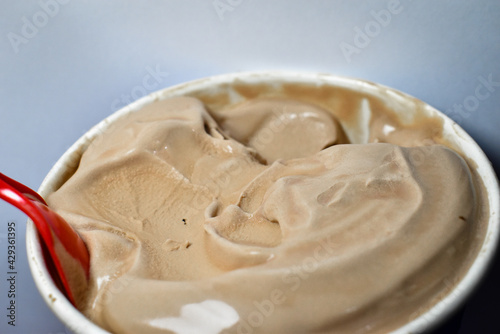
[0,172,89,306]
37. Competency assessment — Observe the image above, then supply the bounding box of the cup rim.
[26,70,500,334]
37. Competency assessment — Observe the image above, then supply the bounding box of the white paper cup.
[26,71,500,334]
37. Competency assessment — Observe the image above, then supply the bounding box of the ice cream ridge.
[47,87,483,334]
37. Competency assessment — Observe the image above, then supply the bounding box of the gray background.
[0,1,499,333]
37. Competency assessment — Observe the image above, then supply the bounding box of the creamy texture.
[48,93,481,334]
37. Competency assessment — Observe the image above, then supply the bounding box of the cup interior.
[26,71,500,334]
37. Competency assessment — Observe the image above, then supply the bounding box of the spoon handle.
[0,173,46,204]
[0,172,89,307]
[0,173,53,242]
